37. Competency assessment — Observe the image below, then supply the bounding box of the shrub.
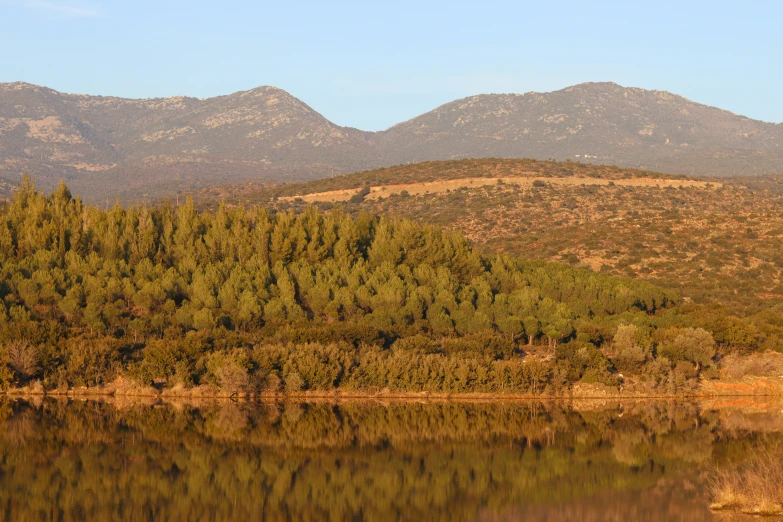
[272,323,386,348]
[555,341,616,386]
[0,348,11,389]
[205,350,251,394]
[349,186,371,204]
[658,327,716,372]
[640,356,673,389]
[62,338,120,387]
[133,336,209,385]
[611,324,652,374]
[720,351,783,380]
[391,335,441,354]
[284,372,304,392]
[5,340,39,382]
[261,371,282,392]
[283,343,353,390]
[441,332,516,360]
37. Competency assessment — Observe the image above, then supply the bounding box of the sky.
[1,0,781,131]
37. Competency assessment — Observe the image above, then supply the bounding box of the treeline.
[0,178,764,393]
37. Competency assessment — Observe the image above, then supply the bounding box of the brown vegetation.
[710,444,783,515]
[3,340,38,382]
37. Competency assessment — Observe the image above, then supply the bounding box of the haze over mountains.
[0,81,781,201]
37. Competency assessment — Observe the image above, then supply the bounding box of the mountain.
[377,82,783,176]
[0,81,781,200]
[0,82,376,200]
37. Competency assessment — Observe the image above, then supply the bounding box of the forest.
[0,176,775,395]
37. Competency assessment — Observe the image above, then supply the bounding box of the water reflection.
[0,398,779,521]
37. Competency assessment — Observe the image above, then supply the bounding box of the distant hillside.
[378,83,783,176]
[1,81,781,200]
[0,82,376,200]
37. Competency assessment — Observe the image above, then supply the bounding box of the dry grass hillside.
[278,175,718,203]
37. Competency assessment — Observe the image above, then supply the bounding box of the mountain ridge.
[7,80,780,127]
[385,82,778,131]
[1,80,781,201]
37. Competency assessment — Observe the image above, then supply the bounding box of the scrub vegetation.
[0,175,776,395]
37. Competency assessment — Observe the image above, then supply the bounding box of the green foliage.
[252,160,783,353]
[60,338,120,387]
[657,327,716,372]
[348,185,371,204]
[611,324,653,374]
[205,349,252,394]
[555,341,617,386]
[0,178,734,393]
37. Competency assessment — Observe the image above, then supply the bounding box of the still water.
[1,397,778,521]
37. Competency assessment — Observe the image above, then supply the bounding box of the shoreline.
[3,376,783,402]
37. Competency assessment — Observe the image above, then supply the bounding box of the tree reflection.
[0,398,779,522]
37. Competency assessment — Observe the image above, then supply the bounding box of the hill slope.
[3,176,780,397]
[1,82,781,200]
[193,159,783,338]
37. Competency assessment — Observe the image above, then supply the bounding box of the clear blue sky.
[1,0,780,131]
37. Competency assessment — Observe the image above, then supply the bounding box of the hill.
[192,158,783,344]
[1,82,781,201]
[0,177,772,396]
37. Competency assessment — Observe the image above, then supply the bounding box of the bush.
[488,358,553,393]
[349,186,371,204]
[284,343,354,390]
[639,356,673,390]
[5,340,39,383]
[284,372,304,392]
[555,341,616,386]
[611,324,652,374]
[133,336,210,386]
[658,327,716,372]
[261,371,282,392]
[271,323,386,348]
[720,351,783,380]
[391,335,441,354]
[0,348,11,389]
[62,338,120,387]
[441,332,516,360]
[205,350,251,394]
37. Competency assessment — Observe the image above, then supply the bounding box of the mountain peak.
[0,81,52,92]
[562,81,625,91]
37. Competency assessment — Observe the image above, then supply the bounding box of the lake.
[1,397,778,521]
